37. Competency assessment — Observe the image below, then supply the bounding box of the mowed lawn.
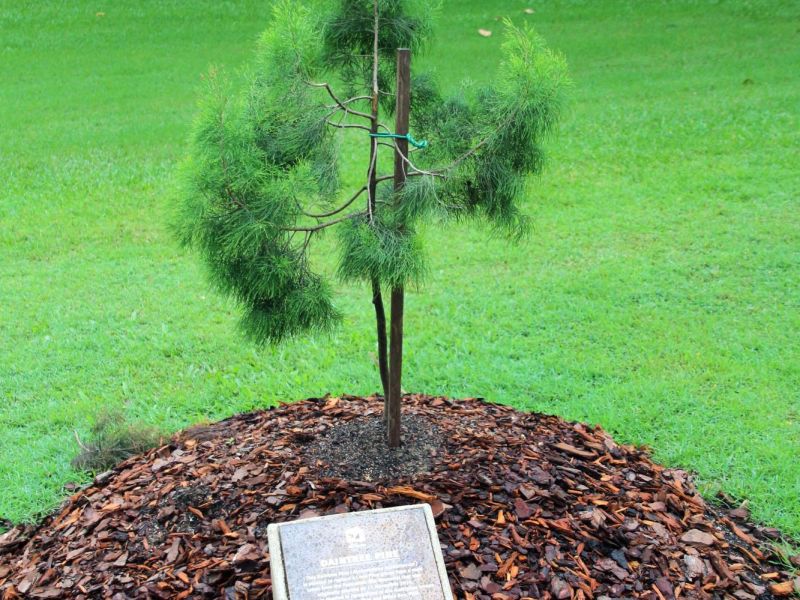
[1,0,798,536]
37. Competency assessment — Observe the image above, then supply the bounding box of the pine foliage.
[176,1,568,344]
[176,2,340,343]
[323,0,437,109]
[337,211,426,290]
[409,23,569,238]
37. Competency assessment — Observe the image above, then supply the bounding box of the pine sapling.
[176,0,568,448]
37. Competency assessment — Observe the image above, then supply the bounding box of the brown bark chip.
[681,529,718,546]
[0,395,794,598]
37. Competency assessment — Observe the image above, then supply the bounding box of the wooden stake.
[387,48,411,448]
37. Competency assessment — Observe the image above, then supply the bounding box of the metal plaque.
[268,504,453,600]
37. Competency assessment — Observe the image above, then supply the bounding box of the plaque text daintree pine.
[176,0,568,447]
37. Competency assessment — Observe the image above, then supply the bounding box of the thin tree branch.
[325,121,372,132]
[326,120,372,132]
[302,184,369,219]
[281,211,365,233]
[325,117,391,133]
[326,95,371,110]
[389,140,446,179]
[374,172,432,183]
[307,81,373,120]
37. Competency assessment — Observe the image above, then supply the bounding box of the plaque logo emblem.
[344,526,366,549]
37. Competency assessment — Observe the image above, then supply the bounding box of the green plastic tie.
[369,132,429,149]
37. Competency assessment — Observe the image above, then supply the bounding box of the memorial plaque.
[268,504,453,600]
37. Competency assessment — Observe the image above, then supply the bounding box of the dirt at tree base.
[308,413,444,481]
[0,395,796,599]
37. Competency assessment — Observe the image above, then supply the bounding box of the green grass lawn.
[1,0,798,537]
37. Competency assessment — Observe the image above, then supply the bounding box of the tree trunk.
[387,48,411,448]
[372,279,389,402]
[370,123,388,404]
[368,1,389,405]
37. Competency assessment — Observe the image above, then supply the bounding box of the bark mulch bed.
[0,395,797,599]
